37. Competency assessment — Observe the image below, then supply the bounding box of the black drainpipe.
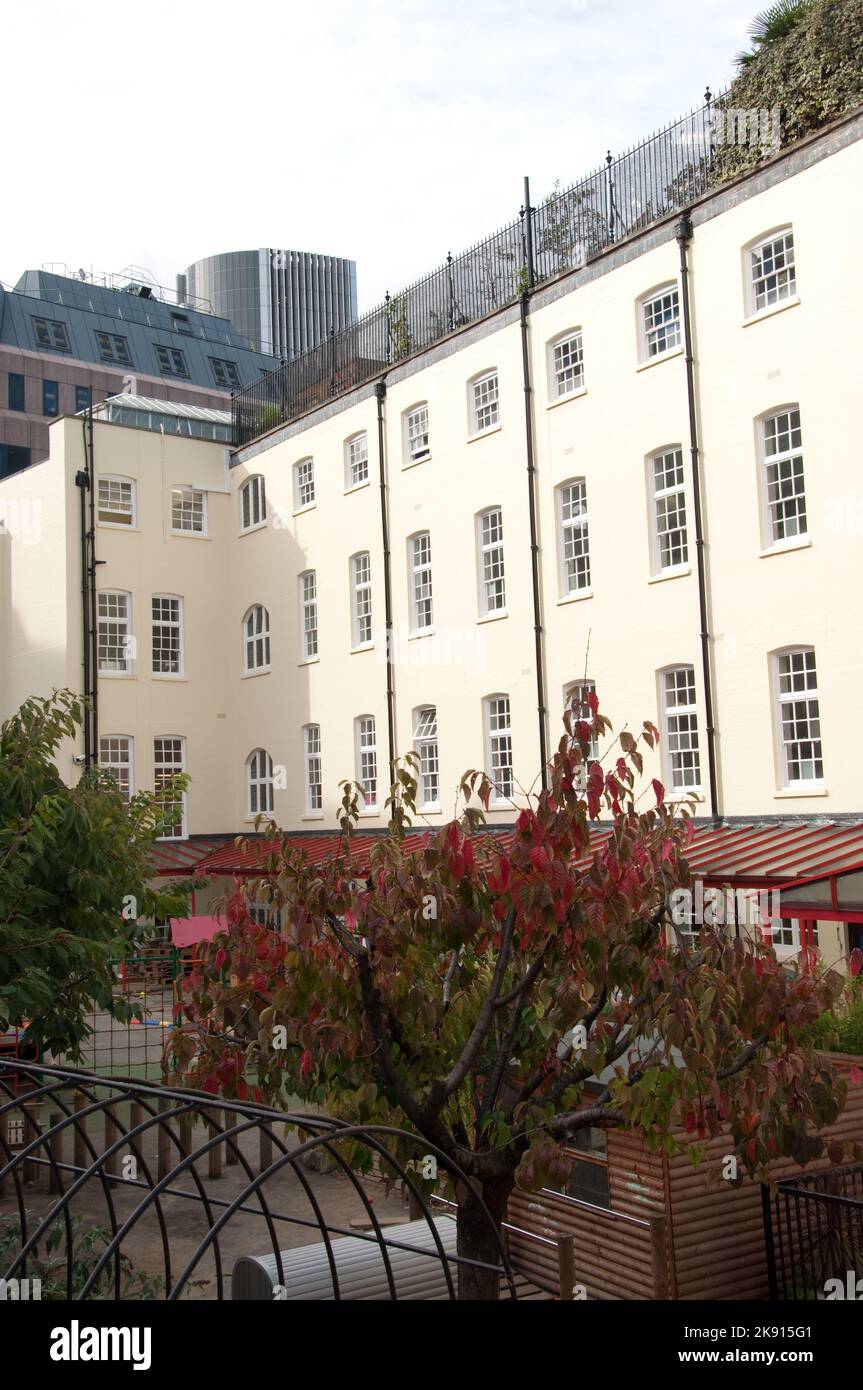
[75,446,91,768]
[374,380,396,780]
[676,212,718,817]
[87,405,99,760]
[519,288,548,789]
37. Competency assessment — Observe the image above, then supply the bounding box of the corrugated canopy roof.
[151,821,863,894]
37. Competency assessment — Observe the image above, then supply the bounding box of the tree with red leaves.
[171,697,849,1299]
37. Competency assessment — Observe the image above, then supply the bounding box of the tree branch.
[437,905,517,1102]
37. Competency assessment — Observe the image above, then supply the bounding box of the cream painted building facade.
[1,112,862,966]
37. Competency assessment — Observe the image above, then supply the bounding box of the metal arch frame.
[0,1059,519,1301]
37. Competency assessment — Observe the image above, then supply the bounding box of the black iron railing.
[763,1164,863,1300]
[0,1058,520,1300]
[233,90,727,447]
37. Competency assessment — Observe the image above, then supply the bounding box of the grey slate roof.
[0,270,277,391]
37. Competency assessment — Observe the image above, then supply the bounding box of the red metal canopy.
[151,821,863,908]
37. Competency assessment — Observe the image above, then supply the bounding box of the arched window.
[243,605,271,673]
[354,715,378,810]
[240,475,266,530]
[345,432,369,489]
[483,694,513,804]
[246,748,274,817]
[659,665,702,792]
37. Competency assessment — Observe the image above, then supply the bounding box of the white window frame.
[403,402,430,465]
[303,724,323,815]
[240,475,266,532]
[299,571,318,660]
[476,507,506,617]
[639,284,681,362]
[293,457,315,511]
[408,532,433,633]
[557,479,591,597]
[154,735,187,839]
[243,604,271,674]
[171,486,207,535]
[469,371,500,436]
[355,715,378,812]
[97,475,136,528]
[350,551,373,649]
[660,666,702,794]
[99,735,134,804]
[246,748,274,818]
[747,227,796,315]
[413,706,440,810]
[768,916,801,959]
[759,406,807,548]
[648,446,689,574]
[345,432,369,490]
[152,594,184,677]
[548,330,585,402]
[772,647,824,789]
[98,590,133,674]
[484,694,514,806]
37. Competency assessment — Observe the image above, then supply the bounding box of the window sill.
[350,642,375,654]
[239,520,268,537]
[298,656,320,667]
[241,667,271,679]
[244,814,275,826]
[557,588,593,606]
[170,530,210,540]
[98,522,139,532]
[152,674,187,682]
[302,812,325,822]
[408,627,435,640]
[418,804,442,815]
[774,786,829,799]
[98,670,133,679]
[636,345,683,373]
[648,564,692,585]
[547,385,587,411]
[468,423,502,443]
[344,479,370,495]
[358,808,380,818]
[293,503,316,517]
[668,789,704,803]
[403,454,431,470]
[759,537,811,558]
[478,609,508,625]
[742,295,800,328]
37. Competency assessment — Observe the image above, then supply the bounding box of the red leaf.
[850,1066,862,1086]
[300,1049,314,1076]
[203,1075,219,1095]
[651,778,665,807]
[850,948,863,978]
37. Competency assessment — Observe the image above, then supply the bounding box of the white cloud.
[1,0,751,320]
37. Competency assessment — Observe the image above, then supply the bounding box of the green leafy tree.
[717,0,863,180]
[0,691,194,1059]
[174,698,852,1299]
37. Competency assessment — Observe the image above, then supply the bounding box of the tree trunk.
[455,1176,514,1300]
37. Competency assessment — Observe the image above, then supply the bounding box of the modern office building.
[2,104,861,971]
[182,249,358,359]
[0,266,277,478]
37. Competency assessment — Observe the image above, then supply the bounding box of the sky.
[2,0,756,318]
